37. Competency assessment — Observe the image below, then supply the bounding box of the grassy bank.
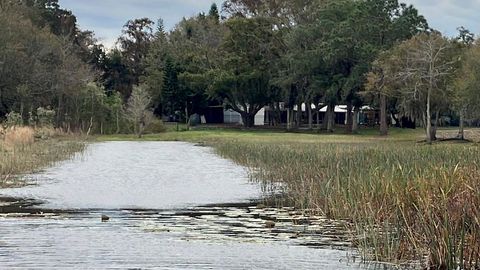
[0,127,86,188]
[99,127,480,269]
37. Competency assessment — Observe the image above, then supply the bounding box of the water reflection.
[0,142,371,269]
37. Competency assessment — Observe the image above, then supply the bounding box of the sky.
[59,0,479,49]
[60,0,223,48]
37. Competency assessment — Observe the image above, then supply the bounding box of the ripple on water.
[0,142,372,269]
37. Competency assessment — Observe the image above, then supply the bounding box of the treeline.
[0,0,108,131]
[2,0,480,140]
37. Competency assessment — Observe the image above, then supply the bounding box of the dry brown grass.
[0,126,85,188]
[3,126,35,148]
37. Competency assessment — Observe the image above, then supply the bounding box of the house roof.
[319,105,348,113]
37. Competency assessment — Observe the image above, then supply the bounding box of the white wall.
[223,108,265,126]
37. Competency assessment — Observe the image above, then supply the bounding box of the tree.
[452,28,475,140]
[370,32,455,143]
[125,85,153,138]
[117,18,154,98]
[0,2,93,129]
[143,12,226,121]
[277,0,427,133]
[162,57,183,118]
[348,0,428,135]
[208,3,220,22]
[454,40,480,140]
[103,49,132,98]
[209,17,281,127]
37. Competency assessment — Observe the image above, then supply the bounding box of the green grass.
[97,126,425,144]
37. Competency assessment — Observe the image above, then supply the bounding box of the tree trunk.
[379,94,388,136]
[287,109,291,131]
[327,105,335,133]
[307,102,313,130]
[274,103,281,126]
[457,108,465,140]
[57,95,63,127]
[266,107,271,126]
[20,100,25,123]
[241,113,255,128]
[296,101,302,128]
[352,106,360,133]
[185,102,190,131]
[425,87,432,144]
[116,109,120,134]
[345,102,353,134]
[138,122,144,138]
[430,110,440,141]
[86,117,93,137]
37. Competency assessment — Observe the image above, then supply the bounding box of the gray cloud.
[403,0,479,36]
[59,0,479,48]
[60,0,223,48]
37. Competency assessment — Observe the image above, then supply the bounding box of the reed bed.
[0,126,85,188]
[214,139,480,269]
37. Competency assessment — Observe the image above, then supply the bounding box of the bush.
[144,118,166,134]
[5,112,23,127]
[34,127,61,140]
[36,107,56,127]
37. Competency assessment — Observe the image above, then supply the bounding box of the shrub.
[5,112,23,127]
[36,107,56,127]
[34,127,61,140]
[144,118,166,134]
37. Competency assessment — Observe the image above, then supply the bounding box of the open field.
[99,127,480,269]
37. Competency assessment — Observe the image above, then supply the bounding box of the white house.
[223,108,265,126]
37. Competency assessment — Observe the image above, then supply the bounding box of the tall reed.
[0,126,85,187]
[214,139,480,269]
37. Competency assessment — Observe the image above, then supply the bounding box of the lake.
[0,142,368,269]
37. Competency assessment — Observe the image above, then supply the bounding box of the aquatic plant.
[213,137,480,269]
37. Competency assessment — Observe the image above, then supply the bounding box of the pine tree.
[162,58,181,117]
[208,3,220,22]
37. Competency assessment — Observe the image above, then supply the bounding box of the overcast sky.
[59,0,479,48]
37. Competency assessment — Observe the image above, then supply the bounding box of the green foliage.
[209,16,281,127]
[36,107,56,127]
[454,42,480,119]
[208,3,220,22]
[162,58,182,116]
[5,112,23,127]
[369,32,457,142]
[144,118,166,134]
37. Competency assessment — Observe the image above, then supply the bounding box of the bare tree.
[368,32,455,143]
[125,85,153,138]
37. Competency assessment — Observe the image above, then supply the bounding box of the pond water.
[0,142,370,269]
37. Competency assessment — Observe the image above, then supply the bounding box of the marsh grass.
[0,127,85,188]
[98,127,480,268]
[212,136,480,269]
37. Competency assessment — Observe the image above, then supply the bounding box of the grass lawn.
[97,125,427,144]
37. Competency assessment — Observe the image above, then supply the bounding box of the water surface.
[0,142,367,269]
